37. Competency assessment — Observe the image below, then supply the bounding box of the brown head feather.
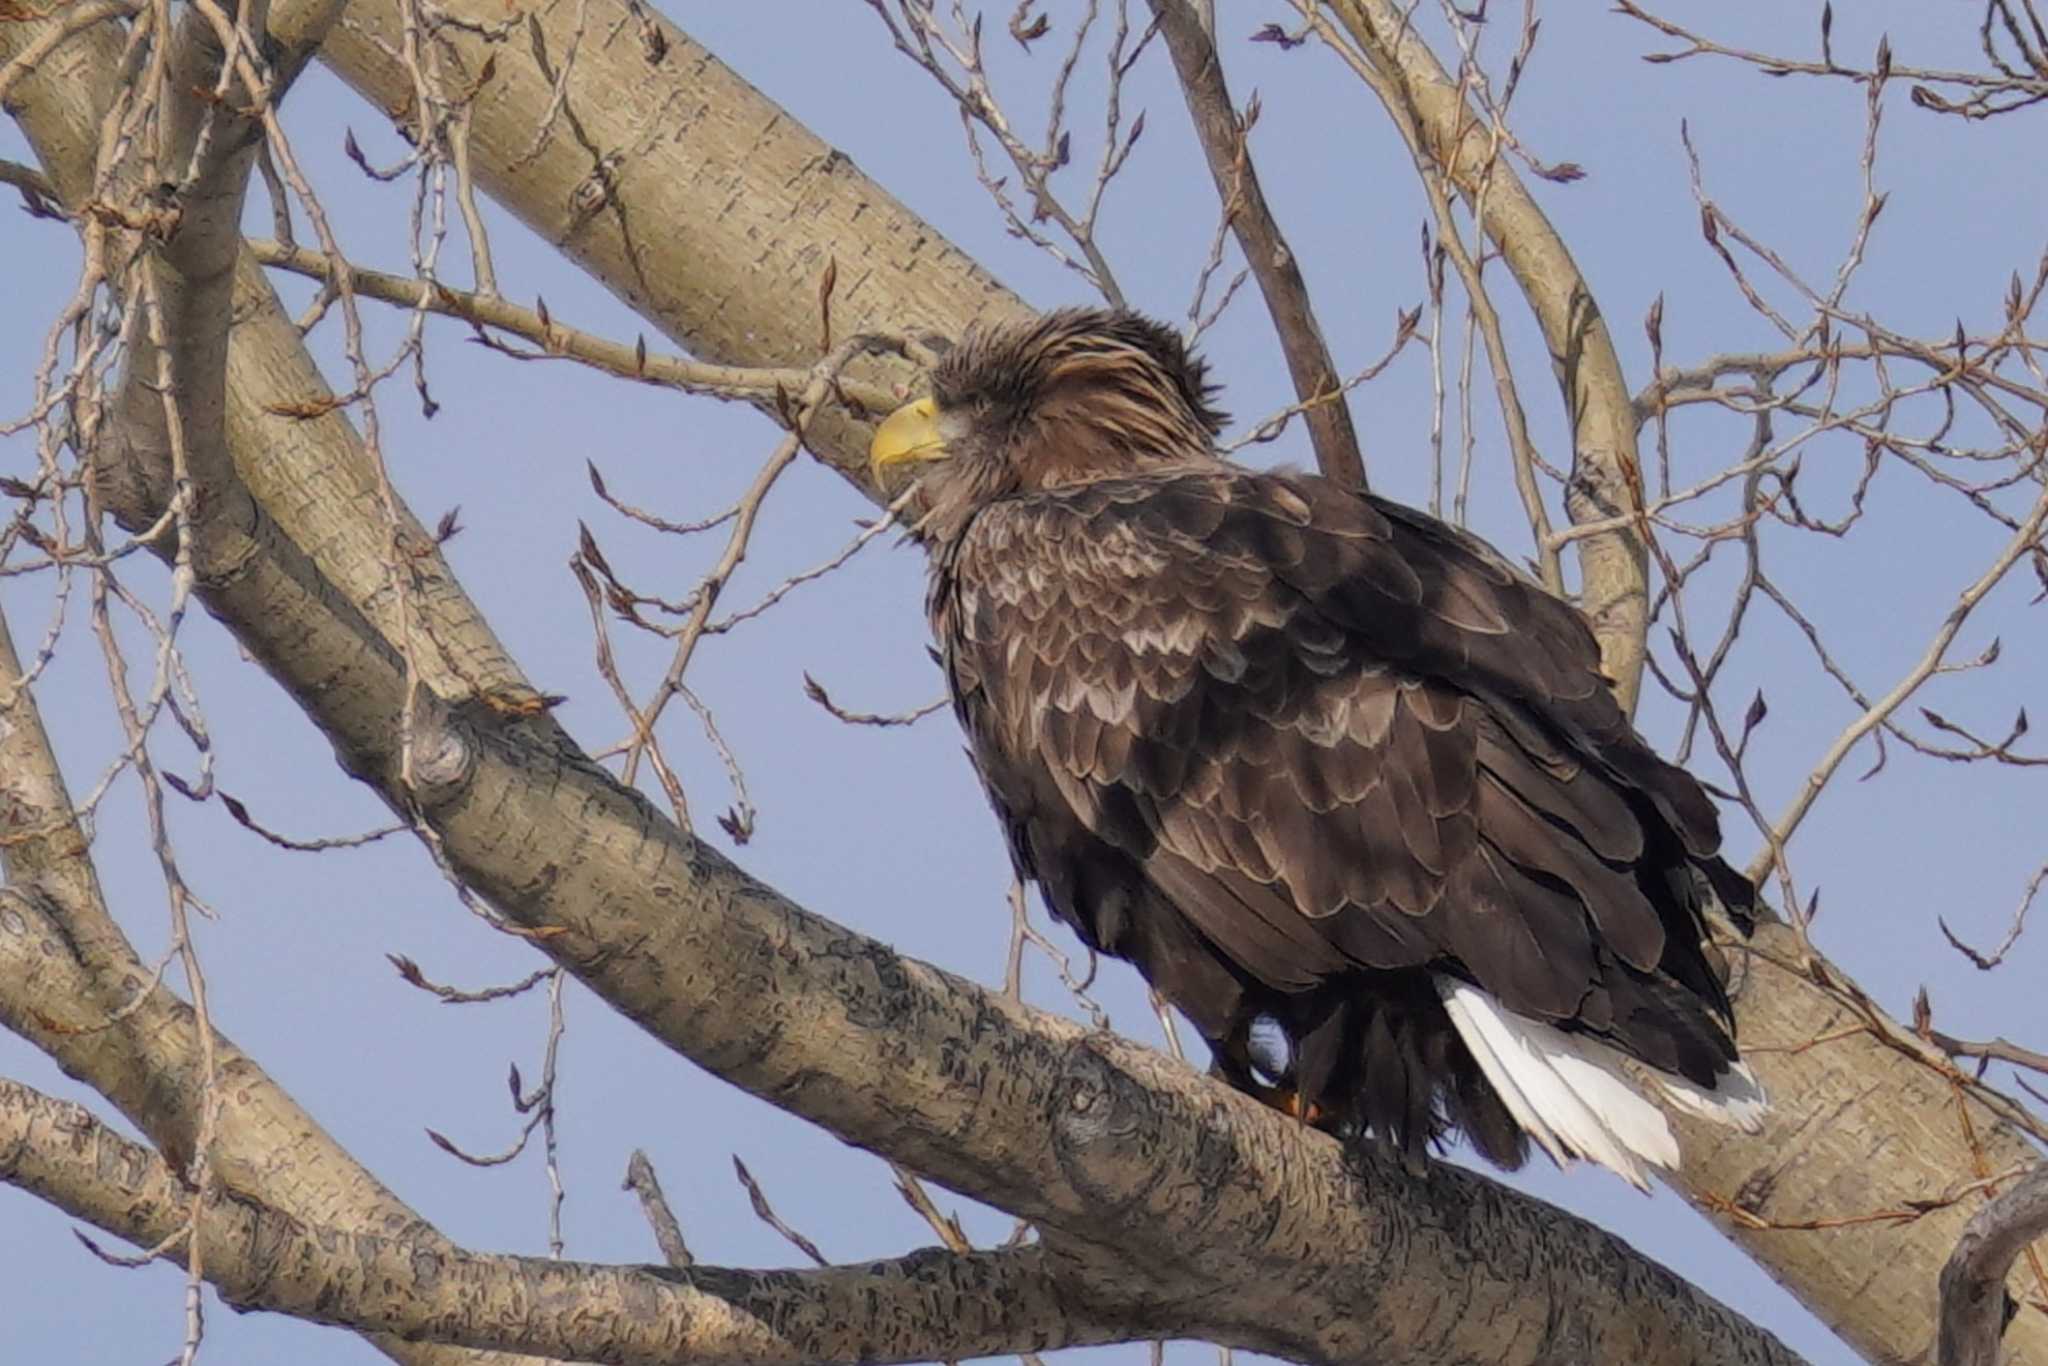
[935,308,1226,445]
[910,311,1229,542]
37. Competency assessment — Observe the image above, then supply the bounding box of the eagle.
[870,308,1764,1188]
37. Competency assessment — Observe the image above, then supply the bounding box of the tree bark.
[1940,1164,2048,1366]
[0,1078,1125,1365]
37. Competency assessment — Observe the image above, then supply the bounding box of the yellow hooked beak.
[869,397,951,476]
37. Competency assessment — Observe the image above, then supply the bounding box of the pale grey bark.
[1939,1165,2048,1366]
[0,1078,1119,1365]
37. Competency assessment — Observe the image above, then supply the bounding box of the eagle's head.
[870,309,1228,539]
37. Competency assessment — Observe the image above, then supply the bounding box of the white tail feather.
[1436,978,1767,1189]
[1437,986,1572,1168]
[1437,981,1662,1188]
[1650,1060,1768,1133]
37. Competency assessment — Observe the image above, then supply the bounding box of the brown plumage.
[871,309,1764,1185]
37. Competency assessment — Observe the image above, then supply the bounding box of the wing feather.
[1474,768,1665,972]
[935,466,1757,1174]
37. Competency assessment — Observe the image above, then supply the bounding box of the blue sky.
[3,5,2043,1363]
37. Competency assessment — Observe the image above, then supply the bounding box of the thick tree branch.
[0,681,1801,1364]
[1146,0,1366,490]
[1321,0,1650,710]
[1940,1165,2048,1366]
[0,1078,1116,1365]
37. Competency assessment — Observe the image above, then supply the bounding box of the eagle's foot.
[1209,1052,1329,1128]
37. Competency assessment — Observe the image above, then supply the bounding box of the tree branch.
[1146,0,1366,490]
[0,1078,1117,1365]
[244,237,898,413]
[1939,1164,2048,1366]
[1321,0,1650,709]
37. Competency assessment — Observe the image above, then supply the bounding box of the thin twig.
[622,1150,693,1269]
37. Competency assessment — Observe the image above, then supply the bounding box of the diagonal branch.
[1939,1164,2048,1366]
[1147,0,1366,490]
[0,1077,1116,1366]
[1321,0,1650,710]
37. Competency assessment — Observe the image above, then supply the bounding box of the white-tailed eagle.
[871,309,1764,1188]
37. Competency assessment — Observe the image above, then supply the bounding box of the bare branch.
[1939,1164,2048,1366]
[0,0,141,108]
[863,0,1139,307]
[0,1078,1115,1365]
[802,674,949,728]
[1318,0,1652,707]
[621,1150,693,1270]
[247,238,896,413]
[1746,479,2048,883]
[732,1155,830,1268]
[387,955,553,1005]
[1933,1033,2048,1082]
[1148,0,1366,488]
[1617,2,2048,121]
[1940,861,2048,971]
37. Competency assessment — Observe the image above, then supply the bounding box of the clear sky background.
[3,4,2044,1364]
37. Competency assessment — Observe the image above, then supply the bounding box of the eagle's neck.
[909,453,1016,552]
[922,484,991,619]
